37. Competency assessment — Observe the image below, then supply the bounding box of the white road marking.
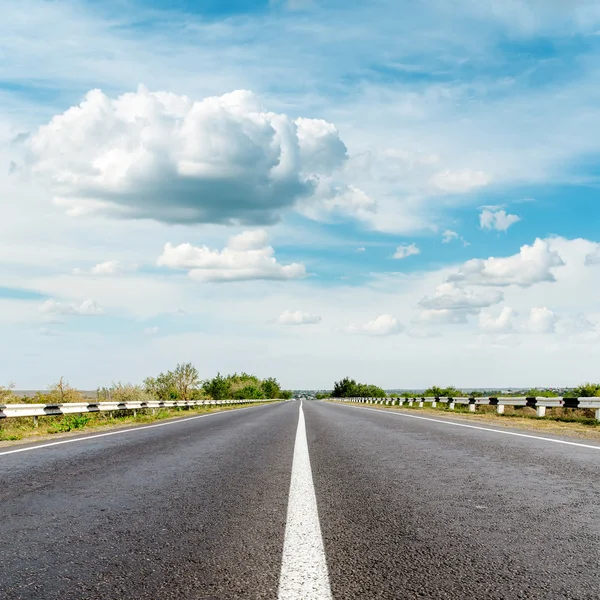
[0,404,271,457]
[278,402,332,600]
[336,404,600,451]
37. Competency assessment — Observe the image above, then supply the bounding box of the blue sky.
[1,0,600,389]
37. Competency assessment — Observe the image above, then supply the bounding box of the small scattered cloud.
[157,229,306,282]
[143,326,159,335]
[448,238,564,287]
[347,314,403,336]
[276,309,321,325]
[393,243,420,259]
[442,229,469,246]
[39,299,103,316]
[442,230,459,243]
[356,246,366,253]
[479,208,520,232]
[72,260,136,276]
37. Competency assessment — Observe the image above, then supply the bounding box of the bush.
[332,377,386,398]
[233,384,265,400]
[203,372,288,400]
[203,373,231,400]
[109,383,150,403]
[423,386,462,398]
[40,378,84,404]
[571,383,600,397]
[0,383,15,404]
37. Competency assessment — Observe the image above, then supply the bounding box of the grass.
[329,400,600,440]
[0,402,274,446]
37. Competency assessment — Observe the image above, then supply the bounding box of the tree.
[46,377,83,403]
[424,386,461,397]
[261,377,281,399]
[144,372,178,400]
[171,363,200,401]
[233,384,265,400]
[572,382,600,397]
[332,377,358,398]
[203,373,231,400]
[110,382,150,402]
[0,382,15,404]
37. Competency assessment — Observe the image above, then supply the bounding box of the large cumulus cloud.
[28,87,348,225]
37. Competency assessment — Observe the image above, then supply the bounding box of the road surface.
[1,401,599,599]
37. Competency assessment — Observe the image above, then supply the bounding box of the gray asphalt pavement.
[1,400,599,599]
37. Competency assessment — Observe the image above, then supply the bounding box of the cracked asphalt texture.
[2,400,599,599]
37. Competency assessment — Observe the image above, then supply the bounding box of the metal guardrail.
[334,396,600,421]
[0,398,279,424]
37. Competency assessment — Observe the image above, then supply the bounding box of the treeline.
[1,364,293,404]
[322,379,600,399]
[329,377,387,398]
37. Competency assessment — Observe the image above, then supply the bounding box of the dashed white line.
[0,404,272,457]
[278,402,332,600]
[336,404,600,450]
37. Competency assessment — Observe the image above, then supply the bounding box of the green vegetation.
[331,377,386,398]
[202,372,292,400]
[570,382,600,397]
[2,364,292,405]
[423,386,462,398]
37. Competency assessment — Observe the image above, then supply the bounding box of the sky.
[2,0,600,390]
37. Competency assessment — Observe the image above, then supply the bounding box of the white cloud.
[347,314,403,336]
[479,208,520,232]
[429,168,491,193]
[72,260,135,276]
[442,229,469,246]
[28,87,348,225]
[157,229,306,282]
[393,243,420,259]
[527,307,558,334]
[448,238,565,287]
[276,309,321,325]
[297,180,377,223]
[442,230,459,243]
[419,283,503,311]
[413,308,472,325]
[558,313,596,336]
[39,298,103,316]
[143,326,159,335]
[584,246,600,266]
[356,246,366,253]
[479,307,515,333]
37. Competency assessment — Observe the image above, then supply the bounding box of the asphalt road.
[1,401,599,599]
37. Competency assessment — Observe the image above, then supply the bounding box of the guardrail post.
[448,399,455,410]
[536,406,546,417]
[33,416,39,427]
[596,408,600,422]
[431,398,437,408]
[418,399,424,408]
[469,403,476,412]
[133,409,137,417]
[408,399,413,406]
[497,404,505,414]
